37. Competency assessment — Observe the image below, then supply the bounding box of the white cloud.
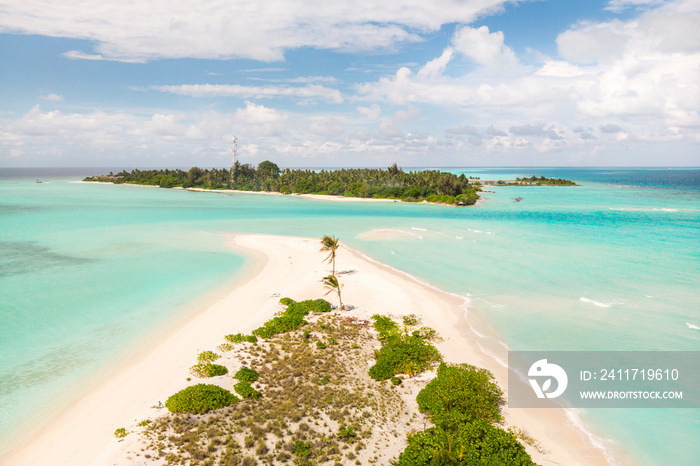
[394,105,421,121]
[417,48,454,78]
[357,104,382,121]
[0,0,511,62]
[151,83,343,104]
[378,120,404,139]
[452,25,520,72]
[356,0,700,149]
[40,93,63,101]
[233,102,289,137]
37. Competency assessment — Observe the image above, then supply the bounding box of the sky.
[0,0,699,168]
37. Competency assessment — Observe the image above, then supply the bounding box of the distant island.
[480,176,578,186]
[85,162,577,206]
[85,162,481,206]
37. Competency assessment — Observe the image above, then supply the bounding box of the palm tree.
[322,274,344,310]
[320,234,340,275]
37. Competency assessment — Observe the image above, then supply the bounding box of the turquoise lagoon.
[0,168,698,464]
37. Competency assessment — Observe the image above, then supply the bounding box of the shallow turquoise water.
[0,169,698,464]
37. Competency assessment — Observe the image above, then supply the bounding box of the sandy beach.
[5,234,611,465]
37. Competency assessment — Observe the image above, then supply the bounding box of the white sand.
[5,234,612,465]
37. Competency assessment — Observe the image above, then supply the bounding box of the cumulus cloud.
[151,83,343,104]
[452,25,520,72]
[0,0,512,62]
[357,104,382,121]
[394,105,421,121]
[233,102,289,137]
[356,0,700,151]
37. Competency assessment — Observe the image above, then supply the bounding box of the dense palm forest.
[85,162,481,206]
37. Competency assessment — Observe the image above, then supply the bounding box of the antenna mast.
[230,136,238,183]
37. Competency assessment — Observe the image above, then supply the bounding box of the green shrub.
[292,440,312,458]
[316,341,327,349]
[337,426,357,441]
[165,384,238,414]
[138,419,150,427]
[368,360,395,381]
[197,351,220,363]
[328,337,338,345]
[234,381,262,400]
[396,422,535,465]
[371,314,399,340]
[114,427,127,438]
[416,363,503,427]
[252,298,333,339]
[190,363,228,378]
[320,375,330,385]
[371,334,441,379]
[391,376,402,386]
[225,333,258,344]
[234,367,259,382]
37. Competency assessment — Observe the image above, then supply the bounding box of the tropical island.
[110,236,538,465]
[84,162,481,206]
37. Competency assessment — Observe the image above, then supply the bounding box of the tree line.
[85,161,480,206]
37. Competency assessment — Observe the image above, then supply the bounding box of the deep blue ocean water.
[0,167,698,464]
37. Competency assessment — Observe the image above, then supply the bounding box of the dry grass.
[127,313,423,465]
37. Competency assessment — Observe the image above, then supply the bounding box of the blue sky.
[1,0,698,168]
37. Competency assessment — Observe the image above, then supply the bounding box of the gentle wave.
[580,297,615,308]
[686,322,700,330]
[468,228,494,235]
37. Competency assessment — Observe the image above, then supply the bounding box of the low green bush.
[371,314,399,340]
[391,376,402,386]
[337,426,357,441]
[114,427,126,438]
[252,298,330,339]
[197,351,220,363]
[190,363,229,378]
[165,384,238,414]
[234,367,259,382]
[396,422,535,465]
[416,363,503,427]
[225,333,258,344]
[316,341,327,349]
[368,360,395,381]
[371,334,441,379]
[234,381,262,400]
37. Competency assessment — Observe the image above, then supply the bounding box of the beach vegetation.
[368,315,441,380]
[165,384,238,414]
[320,235,340,275]
[197,351,220,363]
[234,367,259,382]
[190,362,228,378]
[316,341,327,349]
[114,427,127,438]
[416,363,503,427]
[396,422,535,465]
[321,274,344,310]
[252,297,331,339]
[234,381,262,400]
[371,314,400,340]
[225,333,258,344]
[395,362,535,465]
[140,313,409,464]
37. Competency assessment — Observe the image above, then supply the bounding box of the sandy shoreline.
[4,234,612,465]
